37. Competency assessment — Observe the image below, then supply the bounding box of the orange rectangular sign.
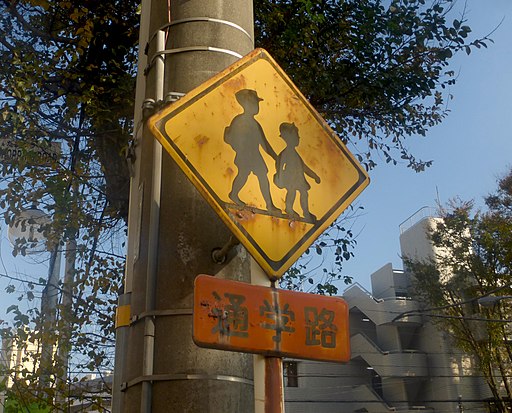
[193,275,350,362]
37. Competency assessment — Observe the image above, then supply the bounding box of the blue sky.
[339,0,512,291]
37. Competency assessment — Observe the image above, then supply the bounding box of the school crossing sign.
[193,275,350,362]
[148,48,369,278]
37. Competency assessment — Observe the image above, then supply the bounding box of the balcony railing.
[399,206,436,235]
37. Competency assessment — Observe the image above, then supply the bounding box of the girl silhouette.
[273,122,320,222]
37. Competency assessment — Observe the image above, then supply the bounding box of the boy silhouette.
[224,89,280,213]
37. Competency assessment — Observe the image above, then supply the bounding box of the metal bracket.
[165,92,185,103]
[141,98,168,120]
[145,46,244,76]
[159,17,251,40]
[211,236,240,264]
[130,308,193,325]
[141,93,184,122]
[121,373,253,391]
[147,17,252,48]
[142,98,157,120]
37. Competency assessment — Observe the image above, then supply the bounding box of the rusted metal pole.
[265,357,285,413]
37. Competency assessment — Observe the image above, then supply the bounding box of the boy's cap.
[235,89,263,104]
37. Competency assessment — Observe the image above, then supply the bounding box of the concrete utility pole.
[114,1,255,411]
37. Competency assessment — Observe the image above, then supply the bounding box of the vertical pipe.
[111,0,151,409]
[122,0,152,294]
[112,292,131,413]
[140,29,165,413]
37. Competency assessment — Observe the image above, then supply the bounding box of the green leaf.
[6,305,17,313]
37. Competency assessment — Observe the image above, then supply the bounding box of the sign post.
[194,275,350,413]
[148,48,369,413]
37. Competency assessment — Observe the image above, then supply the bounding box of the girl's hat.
[280,122,299,135]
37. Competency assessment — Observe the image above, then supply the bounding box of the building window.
[283,361,298,387]
[395,291,410,299]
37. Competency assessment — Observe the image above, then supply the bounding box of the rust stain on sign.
[194,134,209,147]
[193,275,350,362]
[148,48,369,279]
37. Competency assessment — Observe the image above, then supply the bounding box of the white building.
[0,334,112,412]
[0,333,40,413]
[284,208,493,412]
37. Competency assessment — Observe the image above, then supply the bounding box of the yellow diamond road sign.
[148,48,369,279]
